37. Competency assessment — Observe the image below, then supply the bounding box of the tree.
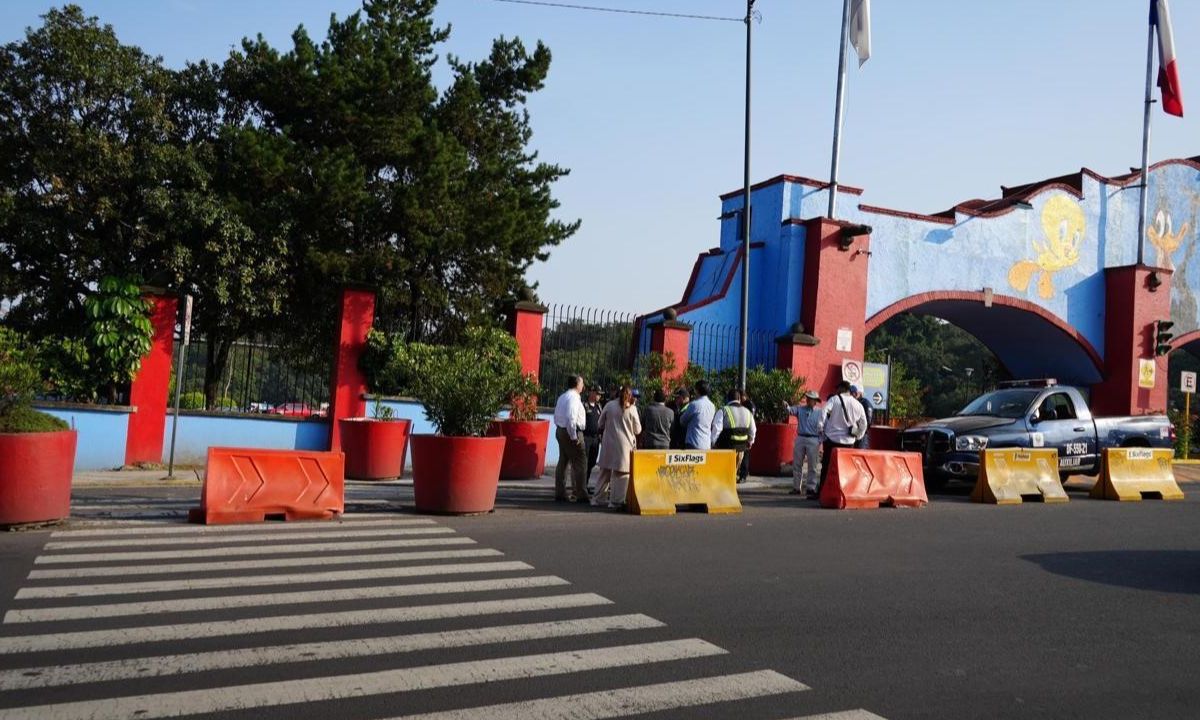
[223,0,578,348]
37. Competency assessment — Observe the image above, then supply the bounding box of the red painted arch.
[865,290,1105,373]
[1170,329,1200,354]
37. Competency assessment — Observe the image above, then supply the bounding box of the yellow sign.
[970,448,1068,504]
[627,450,741,516]
[1139,359,1156,389]
[1091,447,1183,501]
[863,364,886,387]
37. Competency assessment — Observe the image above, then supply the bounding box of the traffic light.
[1155,319,1175,356]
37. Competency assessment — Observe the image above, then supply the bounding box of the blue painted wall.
[638,157,1200,382]
[36,405,131,471]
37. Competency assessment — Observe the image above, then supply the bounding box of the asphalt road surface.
[0,478,1197,720]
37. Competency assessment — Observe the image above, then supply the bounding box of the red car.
[272,403,316,418]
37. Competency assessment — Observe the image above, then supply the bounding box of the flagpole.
[738,0,754,393]
[827,0,851,219]
[1136,16,1156,266]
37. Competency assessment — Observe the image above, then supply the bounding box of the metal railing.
[539,304,637,396]
[173,335,331,416]
[689,320,775,375]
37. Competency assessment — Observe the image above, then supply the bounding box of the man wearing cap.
[582,385,605,479]
[818,380,868,492]
[785,390,823,496]
[850,385,875,449]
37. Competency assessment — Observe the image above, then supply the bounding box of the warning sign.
[841,359,864,384]
[1138,358,1156,389]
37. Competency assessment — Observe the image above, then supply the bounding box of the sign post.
[166,294,193,479]
[1181,371,1196,459]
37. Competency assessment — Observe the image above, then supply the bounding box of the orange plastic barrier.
[819,448,928,509]
[189,447,345,525]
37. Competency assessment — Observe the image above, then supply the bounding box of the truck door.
[1031,392,1096,473]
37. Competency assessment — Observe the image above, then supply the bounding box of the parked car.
[272,402,316,418]
[899,379,1174,489]
[248,402,274,414]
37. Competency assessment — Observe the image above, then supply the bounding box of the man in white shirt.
[817,380,868,493]
[553,374,589,503]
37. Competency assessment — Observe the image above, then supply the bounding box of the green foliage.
[179,391,206,410]
[0,404,68,433]
[0,326,41,416]
[884,360,925,424]
[382,326,525,437]
[83,277,153,397]
[745,368,805,423]
[35,336,92,402]
[373,398,396,421]
[507,373,543,422]
[536,318,632,397]
[1168,407,1193,459]
[362,329,419,396]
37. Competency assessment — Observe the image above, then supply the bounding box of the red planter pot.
[339,418,412,480]
[488,419,550,480]
[0,430,77,526]
[410,434,506,514]
[749,423,794,476]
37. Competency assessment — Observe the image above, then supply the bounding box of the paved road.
[1,478,1198,719]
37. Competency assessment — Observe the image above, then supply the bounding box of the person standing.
[786,390,823,497]
[817,381,868,493]
[679,380,716,450]
[851,385,875,449]
[639,389,674,450]
[669,387,691,449]
[592,385,642,508]
[552,375,589,503]
[582,386,604,479]
[712,389,756,483]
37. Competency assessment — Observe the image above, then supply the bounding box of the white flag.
[850,0,871,66]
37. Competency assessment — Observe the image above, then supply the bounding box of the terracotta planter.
[488,419,550,480]
[339,417,412,480]
[749,422,794,476]
[0,429,77,526]
[410,434,506,514]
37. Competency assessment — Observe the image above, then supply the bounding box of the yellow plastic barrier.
[970,448,1068,505]
[1090,448,1184,502]
[627,450,741,516]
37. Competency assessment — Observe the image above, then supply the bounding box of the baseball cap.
[631,389,641,398]
[848,384,860,393]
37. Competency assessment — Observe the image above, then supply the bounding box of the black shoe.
[788,489,802,495]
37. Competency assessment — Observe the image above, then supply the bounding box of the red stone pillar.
[650,309,692,388]
[507,290,549,380]
[798,217,871,398]
[775,323,820,381]
[1090,265,1172,416]
[124,291,178,466]
[328,287,377,452]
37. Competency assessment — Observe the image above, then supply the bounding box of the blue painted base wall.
[37,405,131,471]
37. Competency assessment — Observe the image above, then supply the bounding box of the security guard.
[712,389,756,483]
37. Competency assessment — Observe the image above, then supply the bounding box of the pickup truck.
[898,380,1174,489]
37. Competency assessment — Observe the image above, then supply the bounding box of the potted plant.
[339,398,414,480]
[0,328,78,526]
[396,326,525,514]
[745,367,805,476]
[488,373,550,480]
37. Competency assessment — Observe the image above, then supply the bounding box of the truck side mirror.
[1029,412,1041,425]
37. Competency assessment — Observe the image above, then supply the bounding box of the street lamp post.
[737,0,754,393]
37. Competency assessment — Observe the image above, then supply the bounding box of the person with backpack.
[712,388,756,483]
[817,380,868,493]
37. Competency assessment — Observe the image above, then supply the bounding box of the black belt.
[798,433,818,438]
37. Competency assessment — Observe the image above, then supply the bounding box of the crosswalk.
[0,516,888,719]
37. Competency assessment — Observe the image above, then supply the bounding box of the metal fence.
[539,305,637,396]
[689,321,776,374]
[173,335,331,415]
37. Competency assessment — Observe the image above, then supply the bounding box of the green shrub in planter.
[745,367,805,424]
[391,326,525,437]
[0,327,68,433]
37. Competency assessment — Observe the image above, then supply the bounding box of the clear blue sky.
[2,1,1196,313]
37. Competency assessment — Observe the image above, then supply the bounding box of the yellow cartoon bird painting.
[1008,195,1084,299]
[1147,208,1190,270]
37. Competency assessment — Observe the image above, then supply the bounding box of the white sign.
[1031,432,1045,448]
[181,294,194,347]
[666,452,706,466]
[841,359,864,384]
[1182,371,1197,394]
[835,327,853,352]
[1125,448,1154,461]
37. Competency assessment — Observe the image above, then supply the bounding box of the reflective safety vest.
[717,404,752,450]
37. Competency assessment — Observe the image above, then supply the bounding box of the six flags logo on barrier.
[666,452,706,466]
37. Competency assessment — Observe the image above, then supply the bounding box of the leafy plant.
[35,336,92,402]
[179,391,206,410]
[83,277,153,402]
[388,326,525,437]
[373,396,396,421]
[744,367,805,423]
[0,326,68,433]
[507,373,543,422]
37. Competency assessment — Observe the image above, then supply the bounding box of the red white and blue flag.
[1151,0,1184,117]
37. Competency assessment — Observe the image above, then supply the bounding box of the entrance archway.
[865,291,1105,385]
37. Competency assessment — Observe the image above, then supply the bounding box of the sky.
[1,0,1197,314]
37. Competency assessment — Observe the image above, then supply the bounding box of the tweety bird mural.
[1146,206,1190,270]
[1008,195,1084,299]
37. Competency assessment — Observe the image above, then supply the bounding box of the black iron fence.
[539,304,637,396]
[689,321,776,375]
[173,335,331,416]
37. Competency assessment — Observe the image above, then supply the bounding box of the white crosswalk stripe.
[0,517,885,719]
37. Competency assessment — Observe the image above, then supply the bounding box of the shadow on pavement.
[1022,550,1200,595]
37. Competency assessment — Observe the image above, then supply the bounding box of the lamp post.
[737,0,755,393]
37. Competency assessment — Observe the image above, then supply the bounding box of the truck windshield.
[956,389,1040,418]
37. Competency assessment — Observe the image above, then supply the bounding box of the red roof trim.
[858,203,955,226]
